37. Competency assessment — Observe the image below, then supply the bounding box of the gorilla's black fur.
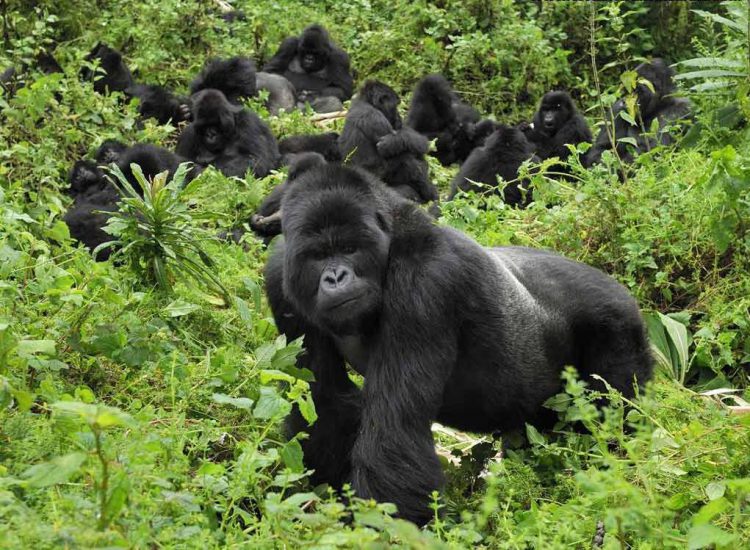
[263,24,353,112]
[585,59,692,166]
[406,74,492,165]
[521,90,591,171]
[279,132,341,163]
[80,43,134,94]
[339,80,438,203]
[176,89,280,178]
[450,125,539,207]
[249,152,327,241]
[265,163,652,525]
[189,56,258,104]
[126,83,187,125]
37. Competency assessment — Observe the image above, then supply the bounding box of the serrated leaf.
[280,439,304,473]
[253,386,292,420]
[297,393,317,425]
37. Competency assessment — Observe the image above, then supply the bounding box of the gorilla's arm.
[654,98,692,146]
[547,114,592,161]
[322,49,354,100]
[175,125,202,161]
[265,246,361,487]
[350,235,456,525]
[377,128,430,158]
[263,37,300,74]
[352,104,397,143]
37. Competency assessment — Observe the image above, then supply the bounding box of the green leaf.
[525,424,545,447]
[94,406,135,429]
[253,386,292,420]
[212,392,254,410]
[676,69,745,80]
[658,312,691,380]
[705,481,726,501]
[21,452,87,488]
[280,439,304,473]
[16,339,56,357]
[687,524,736,550]
[297,393,318,426]
[164,299,199,317]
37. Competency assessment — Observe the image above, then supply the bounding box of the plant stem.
[94,427,110,531]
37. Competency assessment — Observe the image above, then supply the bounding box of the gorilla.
[176,89,280,178]
[80,43,134,94]
[406,74,493,165]
[249,152,326,241]
[521,91,592,172]
[66,142,200,258]
[263,24,353,113]
[68,141,198,199]
[256,71,297,115]
[126,83,187,125]
[1,50,62,97]
[450,125,539,207]
[189,57,257,104]
[585,59,692,167]
[279,132,341,162]
[339,80,438,204]
[265,163,652,525]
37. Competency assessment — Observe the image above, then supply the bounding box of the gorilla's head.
[298,24,332,73]
[191,89,240,153]
[634,58,676,116]
[281,165,392,332]
[535,91,574,135]
[81,42,134,93]
[485,124,536,157]
[360,80,402,129]
[417,74,457,119]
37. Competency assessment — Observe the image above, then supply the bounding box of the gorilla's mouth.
[543,120,556,130]
[328,293,365,311]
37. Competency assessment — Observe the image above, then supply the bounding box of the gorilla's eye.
[340,245,357,255]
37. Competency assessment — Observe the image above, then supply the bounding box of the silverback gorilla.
[265,164,653,525]
[263,24,353,113]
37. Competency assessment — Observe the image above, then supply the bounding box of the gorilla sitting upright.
[339,80,438,203]
[521,90,592,174]
[176,89,280,178]
[263,24,353,113]
[585,58,692,167]
[265,164,652,526]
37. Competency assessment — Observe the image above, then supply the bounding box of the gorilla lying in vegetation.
[176,89,279,178]
[263,24,353,113]
[450,125,539,207]
[265,163,652,525]
[585,59,692,166]
[407,74,495,165]
[521,90,591,173]
[339,80,438,203]
[66,141,199,258]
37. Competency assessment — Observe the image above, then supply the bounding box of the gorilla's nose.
[321,266,351,292]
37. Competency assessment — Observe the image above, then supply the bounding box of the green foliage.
[0,0,749,547]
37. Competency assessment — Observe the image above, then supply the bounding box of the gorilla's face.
[538,92,573,134]
[191,89,237,153]
[372,88,402,129]
[282,168,390,333]
[299,29,330,73]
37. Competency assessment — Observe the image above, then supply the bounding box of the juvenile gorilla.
[585,59,692,166]
[450,125,539,207]
[406,74,493,165]
[263,24,353,112]
[266,164,652,525]
[521,91,591,172]
[80,43,134,94]
[176,89,280,178]
[339,80,438,203]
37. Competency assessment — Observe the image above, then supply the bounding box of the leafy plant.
[98,163,230,301]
